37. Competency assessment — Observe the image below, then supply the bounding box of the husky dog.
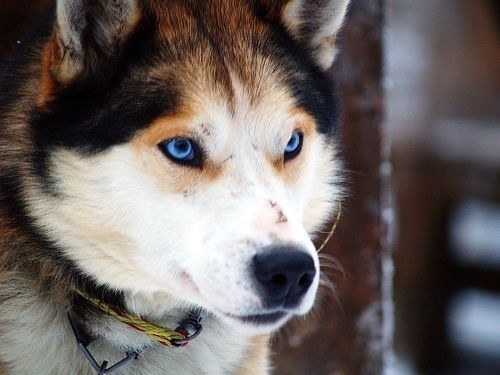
[0,0,348,373]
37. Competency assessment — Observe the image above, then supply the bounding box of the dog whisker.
[319,262,344,273]
[319,276,336,294]
[318,254,345,276]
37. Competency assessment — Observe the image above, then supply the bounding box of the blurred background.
[0,0,499,373]
[386,0,500,373]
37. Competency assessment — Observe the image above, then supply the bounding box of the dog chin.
[202,289,319,335]
[216,310,292,334]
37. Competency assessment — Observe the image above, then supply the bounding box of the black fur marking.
[32,72,179,151]
[253,8,340,136]
[31,73,180,182]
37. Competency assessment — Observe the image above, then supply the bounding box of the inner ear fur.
[43,0,141,89]
[259,0,350,70]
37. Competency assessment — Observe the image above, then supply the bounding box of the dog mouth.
[224,311,288,325]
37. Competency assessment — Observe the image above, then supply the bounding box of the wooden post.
[273,1,390,373]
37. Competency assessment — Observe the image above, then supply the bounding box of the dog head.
[28,0,348,334]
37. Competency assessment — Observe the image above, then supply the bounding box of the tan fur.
[236,335,271,374]
[37,39,57,107]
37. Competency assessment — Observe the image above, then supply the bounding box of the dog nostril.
[298,273,312,288]
[270,274,287,288]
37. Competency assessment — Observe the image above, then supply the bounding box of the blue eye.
[160,138,201,167]
[284,130,303,161]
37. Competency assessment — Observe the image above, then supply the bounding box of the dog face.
[28,0,347,334]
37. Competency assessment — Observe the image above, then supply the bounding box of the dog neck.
[0,271,269,373]
[0,210,270,373]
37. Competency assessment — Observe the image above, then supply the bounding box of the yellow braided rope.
[317,202,342,253]
[73,289,185,347]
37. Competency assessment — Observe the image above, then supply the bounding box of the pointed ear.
[261,0,350,70]
[48,0,141,85]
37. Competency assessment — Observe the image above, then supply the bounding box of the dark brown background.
[273,1,386,374]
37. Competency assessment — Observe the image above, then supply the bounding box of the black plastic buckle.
[68,314,139,374]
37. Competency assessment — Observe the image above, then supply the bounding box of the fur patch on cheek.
[301,139,342,234]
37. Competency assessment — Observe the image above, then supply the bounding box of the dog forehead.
[145,0,337,132]
[129,31,284,142]
[135,66,315,154]
[147,4,295,107]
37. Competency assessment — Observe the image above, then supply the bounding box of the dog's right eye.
[159,138,202,167]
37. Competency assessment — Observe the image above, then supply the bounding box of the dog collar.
[70,289,205,373]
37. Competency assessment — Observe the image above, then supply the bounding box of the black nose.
[253,249,316,309]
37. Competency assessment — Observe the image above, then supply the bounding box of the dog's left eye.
[159,138,201,167]
[284,130,303,161]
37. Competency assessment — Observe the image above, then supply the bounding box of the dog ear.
[48,0,141,85]
[260,0,349,70]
